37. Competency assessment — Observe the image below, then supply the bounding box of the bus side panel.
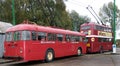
[24,41,68,61]
[71,42,86,55]
[24,41,45,61]
[102,42,112,51]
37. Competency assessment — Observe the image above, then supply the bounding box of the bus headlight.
[91,37,95,42]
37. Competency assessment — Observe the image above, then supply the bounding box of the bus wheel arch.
[77,47,82,56]
[45,48,54,62]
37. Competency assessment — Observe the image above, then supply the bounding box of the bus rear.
[4,31,31,61]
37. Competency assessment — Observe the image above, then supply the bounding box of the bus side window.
[65,35,71,42]
[71,35,74,42]
[21,31,31,40]
[76,36,80,42]
[57,34,63,41]
[47,33,56,41]
[32,31,37,40]
[80,37,83,42]
[38,32,46,41]
[83,37,88,42]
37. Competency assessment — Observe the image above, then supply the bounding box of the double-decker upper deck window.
[6,32,12,41]
[108,28,112,32]
[57,34,63,41]
[95,25,104,31]
[47,33,56,41]
[38,32,46,41]
[14,31,21,41]
[81,26,90,30]
[21,31,31,40]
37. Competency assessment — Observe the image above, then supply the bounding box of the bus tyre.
[45,49,54,62]
[77,48,82,56]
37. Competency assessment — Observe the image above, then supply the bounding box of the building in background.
[0,21,13,33]
[0,21,12,58]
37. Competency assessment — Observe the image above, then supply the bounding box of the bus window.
[71,35,75,42]
[71,35,80,42]
[38,32,46,41]
[74,36,83,42]
[14,31,21,41]
[65,35,71,42]
[108,28,112,32]
[32,31,37,40]
[84,37,88,42]
[81,26,90,30]
[57,34,63,41]
[98,38,106,42]
[6,32,13,41]
[47,33,56,41]
[71,36,83,42]
[21,31,31,40]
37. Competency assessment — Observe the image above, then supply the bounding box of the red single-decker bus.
[4,23,86,62]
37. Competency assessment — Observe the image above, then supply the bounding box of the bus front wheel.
[45,49,54,62]
[77,48,82,56]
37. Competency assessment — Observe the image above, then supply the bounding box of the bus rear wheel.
[45,49,54,62]
[77,48,82,56]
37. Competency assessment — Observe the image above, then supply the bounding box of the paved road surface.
[0,48,120,66]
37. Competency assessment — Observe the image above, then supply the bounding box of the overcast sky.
[64,0,120,22]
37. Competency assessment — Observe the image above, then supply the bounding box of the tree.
[0,0,72,30]
[69,10,91,31]
[99,2,120,30]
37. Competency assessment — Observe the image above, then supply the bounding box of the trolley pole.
[113,0,116,53]
[12,0,16,25]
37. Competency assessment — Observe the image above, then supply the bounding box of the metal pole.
[12,0,16,25]
[113,0,116,53]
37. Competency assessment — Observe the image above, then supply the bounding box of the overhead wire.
[66,0,103,25]
[88,5,104,25]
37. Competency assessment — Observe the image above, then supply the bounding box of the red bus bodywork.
[4,24,86,61]
[80,22,113,53]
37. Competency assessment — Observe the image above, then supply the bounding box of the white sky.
[64,0,120,22]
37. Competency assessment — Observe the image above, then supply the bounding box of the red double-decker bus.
[80,22,113,53]
[4,23,86,62]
